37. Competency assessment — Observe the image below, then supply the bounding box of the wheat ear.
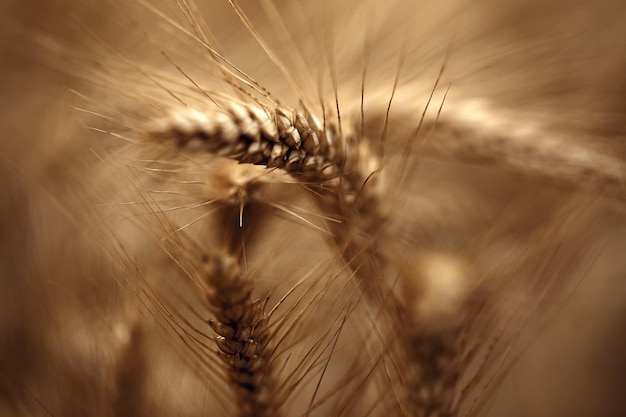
[201,252,279,417]
[146,101,346,181]
[418,100,626,198]
[175,164,281,417]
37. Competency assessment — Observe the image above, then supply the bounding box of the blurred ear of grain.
[1,1,626,416]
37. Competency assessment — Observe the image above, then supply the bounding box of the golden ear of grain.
[202,253,280,417]
[145,99,349,181]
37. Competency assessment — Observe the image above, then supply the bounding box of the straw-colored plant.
[1,1,625,416]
